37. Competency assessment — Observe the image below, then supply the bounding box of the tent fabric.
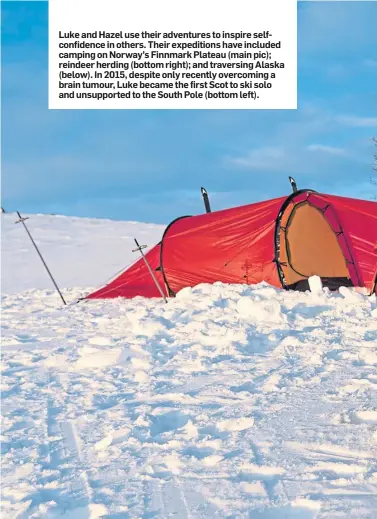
[323,194,377,295]
[86,191,377,300]
[277,191,354,289]
[279,202,350,284]
[160,196,285,295]
[86,243,167,299]
[276,191,377,294]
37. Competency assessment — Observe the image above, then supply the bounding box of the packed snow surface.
[1,213,377,519]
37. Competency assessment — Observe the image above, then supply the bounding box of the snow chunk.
[236,297,284,323]
[88,336,116,346]
[352,410,377,424]
[339,286,365,301]
[94,434,113,451]
[218,417,254,432]
[202,454,223,466]
[308,275,323,294]
[240,463,286,476]
[240,481,267,495]
[74,347,122,370]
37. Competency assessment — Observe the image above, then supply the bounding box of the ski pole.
[132,238,168,303]
[15,212,67,305]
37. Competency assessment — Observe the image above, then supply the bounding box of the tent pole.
[15,212,67,305]
[132,238,168,303]
[288,176,298,193]
[201,187,212,213]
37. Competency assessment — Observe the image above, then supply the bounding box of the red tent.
[86,190,377,299]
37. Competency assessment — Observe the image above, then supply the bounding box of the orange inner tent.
[278,201,350,288]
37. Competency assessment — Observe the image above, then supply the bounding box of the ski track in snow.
[2,213,377,518]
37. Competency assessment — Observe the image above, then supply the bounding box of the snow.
[1,212,377,518]
[308,276,323,295]
[1,213,164,294]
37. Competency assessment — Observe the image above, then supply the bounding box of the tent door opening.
[277,201,353,291]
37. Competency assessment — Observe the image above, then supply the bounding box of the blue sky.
[1,1,377,224]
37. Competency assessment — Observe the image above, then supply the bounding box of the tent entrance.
[277,201,353,291]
